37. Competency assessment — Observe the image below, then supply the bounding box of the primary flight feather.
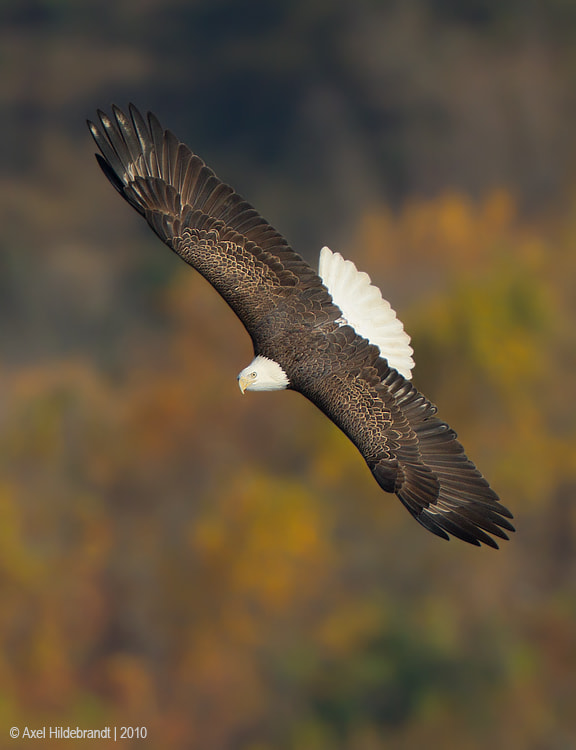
[88,104,514,549]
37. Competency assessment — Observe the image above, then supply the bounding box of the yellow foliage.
[191,471,333,616]
[0,188,574,748]
[102,654,158,715]
[316,599,384,656]
[355,190,519,282]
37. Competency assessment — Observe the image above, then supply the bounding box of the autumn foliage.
[1,188,574,749]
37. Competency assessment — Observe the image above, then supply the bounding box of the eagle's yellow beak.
[238,375,249,394]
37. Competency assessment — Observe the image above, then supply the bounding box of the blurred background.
[1,1,575,748]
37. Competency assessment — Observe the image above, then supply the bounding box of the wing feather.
[297,331,514,549]
[88,104,334,343]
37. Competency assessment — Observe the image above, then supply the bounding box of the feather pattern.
[318,246,415,379]
[89,105,514,549]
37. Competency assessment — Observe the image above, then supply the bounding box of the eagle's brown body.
[89,105,514,548]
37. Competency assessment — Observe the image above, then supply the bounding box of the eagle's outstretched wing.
[88,104,338,342]
[296,326,514,548]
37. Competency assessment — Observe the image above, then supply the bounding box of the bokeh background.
[1,1,576,748]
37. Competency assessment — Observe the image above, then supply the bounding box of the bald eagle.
[89,105,514,549]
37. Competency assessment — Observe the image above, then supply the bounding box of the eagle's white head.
[237,355,289,393]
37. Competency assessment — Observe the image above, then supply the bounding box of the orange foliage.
[1,191,575,748]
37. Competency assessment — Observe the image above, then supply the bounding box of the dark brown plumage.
[89,104,514,549]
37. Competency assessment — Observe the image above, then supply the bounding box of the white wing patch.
[318,246,415,379]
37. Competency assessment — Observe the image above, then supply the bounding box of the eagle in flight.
[89,105,514,549]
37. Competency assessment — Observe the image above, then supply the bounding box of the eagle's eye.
[250,371,258,379]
